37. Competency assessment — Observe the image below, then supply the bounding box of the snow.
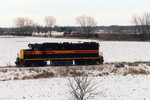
[0,36,150,66]
[0,78,70,100]
[1,36,150,100]
[100,41,150,63]
[0,76,150,100]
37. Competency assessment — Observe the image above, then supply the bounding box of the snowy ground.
[0,63,150,100]
[1,36,150,100]
[0,35,150,66]
[1,75,150,100]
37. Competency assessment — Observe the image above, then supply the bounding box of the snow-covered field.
[0,35,150,66]
[1,36,150,100]
[1,75,150,100]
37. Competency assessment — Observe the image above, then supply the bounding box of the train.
[15,42,104,67]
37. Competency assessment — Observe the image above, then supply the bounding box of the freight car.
[15,42,104,67]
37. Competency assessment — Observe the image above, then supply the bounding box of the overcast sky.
[0,0,150,27]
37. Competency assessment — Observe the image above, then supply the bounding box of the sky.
[0,0,150,27]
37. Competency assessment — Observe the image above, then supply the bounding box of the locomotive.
[15,42,104,67]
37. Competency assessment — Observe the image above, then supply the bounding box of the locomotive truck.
[15,42,104,67]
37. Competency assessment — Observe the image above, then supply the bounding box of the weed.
[123,72,128,76]
[0,69,7,73]
[128,68,150,75]
[111,68,118,74]
[115,63,124,68]
[33,71,54,79]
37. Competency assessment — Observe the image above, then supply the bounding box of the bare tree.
[76,15,97,35]
[44,16,56,36]
[15,17,33,27]
[14,17,35,35]
[132,12,150,35]
[68,75,98,100]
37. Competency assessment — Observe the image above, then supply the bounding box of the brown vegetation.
[1,62,150,81]
[128,68,150,75]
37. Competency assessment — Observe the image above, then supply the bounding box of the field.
[0,36,150,100]
[0,36,150,66]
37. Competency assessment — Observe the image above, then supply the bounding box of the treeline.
[1,25,150,41]
[0,25,138,35]
[0,26,78,35]
[0,12,150,41]
[80,33,150,41]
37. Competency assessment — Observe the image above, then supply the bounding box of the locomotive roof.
[29,42,98,46]
[28,42,99,49]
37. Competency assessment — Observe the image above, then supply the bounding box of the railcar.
[15,42,104,67]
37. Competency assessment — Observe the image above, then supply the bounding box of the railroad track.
[0,61,150,69]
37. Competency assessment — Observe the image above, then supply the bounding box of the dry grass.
[86,66,104,71]
[22,76,32,80]
[69,67,87,76]
[14,77,19,80]
[115,63,125,68]
[70,71,87,76]
[27,68,42,73]
[97,67,104,71]
[97,72,109,76]
[111,68,118,74]
[56,68,70,77]
[22,71,54,80]
[1,63,150,81]
[123,72,128,76]
[0,69,8,73]
[33,71,54,79]
[126,68,150,75]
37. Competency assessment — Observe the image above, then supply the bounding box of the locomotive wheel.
[50,60,73,66]
[18,60,47,67]
[15,58,21,67]
[87,60,97,65]
[39,61,47,66]
[15,58,26,67]
[98,56,104,64]
[84,60,98,65]
[30,61,47,67]
[75,59,98,65]
[75,60,88,65]
[23,61,32,67]
[74,60,84,65]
